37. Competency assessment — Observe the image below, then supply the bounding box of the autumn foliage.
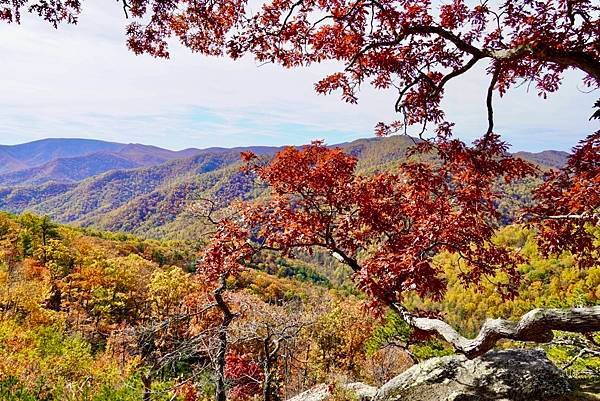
[225,352,264,400]
[529,131,600,267]
[200,132,600,359]
[2,0,600,396]
[203,136,537,308]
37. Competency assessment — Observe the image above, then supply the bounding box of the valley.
[0,136,568,239]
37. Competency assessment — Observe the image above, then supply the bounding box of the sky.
[0,1,598,152]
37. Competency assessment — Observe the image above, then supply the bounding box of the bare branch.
[120,0,130,18]
[391,303,600,358]
[485,64,501,137]
[279,0,304,35]
[542,213,599,220]
[562,347,600,370]
[435,56,482,97]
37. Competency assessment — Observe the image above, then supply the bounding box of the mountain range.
[0,137,570,239]
[0,139,204,184]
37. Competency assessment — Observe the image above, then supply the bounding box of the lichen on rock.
[287,349,575,401]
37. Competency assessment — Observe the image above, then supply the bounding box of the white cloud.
[0,1,597,151]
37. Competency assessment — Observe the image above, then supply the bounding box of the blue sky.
[0,2,598,151]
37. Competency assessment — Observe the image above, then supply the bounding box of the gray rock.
[287,384,330,401]
[287,382,378,401]
[286,349,573,401]
[374,349,572,401]
[346,382,378,400]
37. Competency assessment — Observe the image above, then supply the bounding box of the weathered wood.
[391,303,600,358]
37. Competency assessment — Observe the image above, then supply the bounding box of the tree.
[528,131,600,267]
[305,298,375,381]
[41,238,76,310]
[234,297,312,401]
[0,213,21,277]
[19,214,59,262]
[128,265,202,401]
[213,272,237,401]
[190,201,246,401]
[202,140,600,359]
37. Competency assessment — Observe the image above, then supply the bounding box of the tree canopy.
[201,135,600,357]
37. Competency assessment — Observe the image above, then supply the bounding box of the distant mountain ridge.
[0,138,204,185]
[0,139,125,172]
[0,153,140,186]
[512,150,570,170]
[0,136,570,239]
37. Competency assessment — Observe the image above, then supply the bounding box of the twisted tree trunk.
[391,303,600,358]
[332,249,600,358]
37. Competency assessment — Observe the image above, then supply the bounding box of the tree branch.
[365,24,600,82]
[485,64,501,137]
[562,347,600,370]
[540,212,599,220]
[328,244,600,359]
[405,26,600,81]
[120,0,130,19]
[435,55,482,97]
[391,303,600,358]
[403,26,484,57]
[483,44,600,82]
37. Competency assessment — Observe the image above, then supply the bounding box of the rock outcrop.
[374,349,571,401]
[287,383,377,401]
[287,349,574,401]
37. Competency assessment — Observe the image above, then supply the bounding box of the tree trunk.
[263,338,281,401]
[46,283,62,311]
[263,339,273,401]
[141,373,152,401]
[214,273,235,401]
[263,371,272,401]
[332,249,600,359]
[263,363,281,401]
[391,303,600,358]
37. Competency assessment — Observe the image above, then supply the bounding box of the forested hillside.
[0,154,141,187]
[0,211,597,401]
[0,139,125,172]
[0,136,568,240]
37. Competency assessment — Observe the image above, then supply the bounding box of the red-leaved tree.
[200,136,600,358]
[528,131,600,267]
